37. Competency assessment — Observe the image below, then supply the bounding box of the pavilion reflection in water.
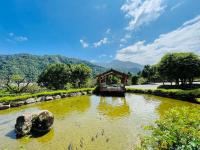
[97,96,130,118]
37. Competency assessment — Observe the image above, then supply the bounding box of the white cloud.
[116,15,200,65]
[121,0,166,30]
[119,44,124,47]
[94,4,107,10]
[106,28,111,34]
[90,59,98,63]
[120,38,127,43]
[94,37,109,48]
[9,32,14,37]
[7,33,28,42]
[125,33,132,39]
[15,36,28,42]
[80,39,89,48]
[170,2,183,11]
[99,54,107,58]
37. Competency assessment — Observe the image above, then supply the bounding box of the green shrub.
[126,88,200,103]
[0,88,94,102]
[24,84,47,93]
[139,107,200,150]
[158,84,200,90]
[138,77,149,85]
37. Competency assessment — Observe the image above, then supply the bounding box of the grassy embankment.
[0,88,94,103]
[126,88,200,103]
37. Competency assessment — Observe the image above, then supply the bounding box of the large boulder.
[15,110,54,137]
[15,113,33,136]
[32,110,54,133]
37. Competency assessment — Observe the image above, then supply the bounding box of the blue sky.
[0,0,200,64]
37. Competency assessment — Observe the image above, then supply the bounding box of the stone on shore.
[10,101,25,107]
[45,96,54,101]
[54,95,61,99]
[25,98,36,104]
[0,104,10,110]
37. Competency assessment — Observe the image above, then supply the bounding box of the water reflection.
[38,96,91,118]
[0,94,199,150]
[97,96,130,119]
[142,94,199,116]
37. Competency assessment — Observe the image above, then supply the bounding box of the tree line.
[38,63,92,89]
[130,52,200,85]
[2,63,92,93]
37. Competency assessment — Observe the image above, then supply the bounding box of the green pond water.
[0,94,199,150]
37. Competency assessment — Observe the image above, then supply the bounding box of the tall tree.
[158,52,200,85]
[38,64,71,89]
[71,64,92,88]
[141,65,154,82]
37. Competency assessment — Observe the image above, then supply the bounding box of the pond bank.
[1,94,198,150]
[0,88,93,110]
[126,88,200,103]
[1,87,200,110]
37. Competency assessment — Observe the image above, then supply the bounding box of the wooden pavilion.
[96,69,129,96]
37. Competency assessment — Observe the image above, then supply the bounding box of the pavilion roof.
[96,69,129,78]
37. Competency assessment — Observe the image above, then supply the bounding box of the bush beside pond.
[0,88,94,103]
[138,107,200,149]
[126,88,200,103]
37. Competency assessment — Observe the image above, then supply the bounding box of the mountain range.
[97,60,143,74]
[0,54,143,81]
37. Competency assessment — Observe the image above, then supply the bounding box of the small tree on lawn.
[5,74,31,93]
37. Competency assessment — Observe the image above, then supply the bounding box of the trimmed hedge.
[158,84,200,90]
[0,88,94,103]
[126,88,200,103]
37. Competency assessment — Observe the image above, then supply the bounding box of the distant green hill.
[0,54,106,81]
[97,60,143,74]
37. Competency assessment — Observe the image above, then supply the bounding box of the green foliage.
[158,52,200,85]
[158,84,200,90]
[38,63,92,89]
[141,65,160,83]
[126,88,200,103]
[70,64,92,88]
[5,74,31,94]
[24,84,46,93]
[106,75,121,85]
[0,54,105,81]
[132,75,139,85]
[139,107,200,150]
[138,77,148,85]
[0,88,94,102]
[38,64,72,90]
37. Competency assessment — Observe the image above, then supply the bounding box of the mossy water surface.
[0,94,199,150]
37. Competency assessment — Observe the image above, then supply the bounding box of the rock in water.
[32,110,54,133]
[15,113,33,136]
[15,110,54,137]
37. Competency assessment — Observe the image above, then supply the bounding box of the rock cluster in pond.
[0,90,93,110]
[15,110,54,137]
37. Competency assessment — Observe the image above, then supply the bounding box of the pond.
[0,94,199,150]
